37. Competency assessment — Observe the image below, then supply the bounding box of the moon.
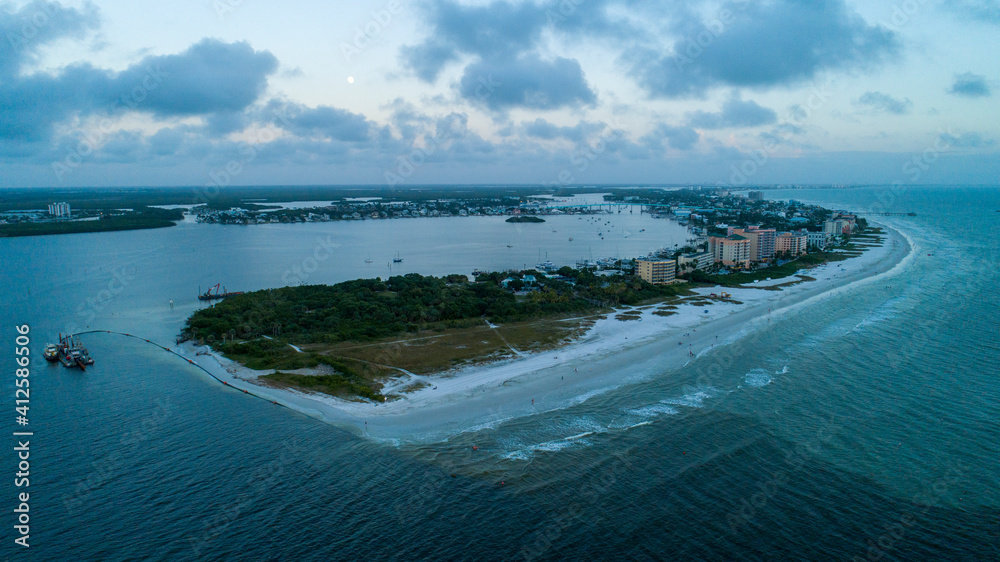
[347,76,355,84]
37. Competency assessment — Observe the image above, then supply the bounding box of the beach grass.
[280,314,596,376]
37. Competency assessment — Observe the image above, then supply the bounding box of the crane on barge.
[198,283,244,301]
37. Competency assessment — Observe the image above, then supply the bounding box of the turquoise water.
[1,186,997,560]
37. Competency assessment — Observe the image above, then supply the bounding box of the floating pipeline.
[67,330,287,409]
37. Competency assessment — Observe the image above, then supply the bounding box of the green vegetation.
[688,251,848,287]
[505,215,545,223]
[0,207,183,238]
[188,272,692,345]
[185,271,692,400]
[262,363,381,401]
[319,316,592,375]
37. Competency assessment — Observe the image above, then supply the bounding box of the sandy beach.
[176,222,915,442]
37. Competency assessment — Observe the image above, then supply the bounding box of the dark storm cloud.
[855,91,913,114]
[687,95,777,128]
[948,72,991,97]
[628,0,901,98]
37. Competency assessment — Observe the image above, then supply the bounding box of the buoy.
[472,446,478,450]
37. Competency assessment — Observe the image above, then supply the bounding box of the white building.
[806,231,827,249]
[678,251,713,273]
[48,202,71,217]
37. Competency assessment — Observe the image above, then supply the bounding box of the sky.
[1,0,997,188]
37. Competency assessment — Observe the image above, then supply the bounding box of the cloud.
[1,35,278,143]
[941,0,1000,24]
[264,101,375,142]
[401,1,601,110]
[855,91,913,114]
[458,54,596,111]
[628,0,900,98]
[642,123,700,151]
[399,40,461,83]
[939,131,995,148]
[113,39,278,117]
[0,0,100,78]
[401,0,549,82]
[688,95,777,128]
[203,111,249,136]
[948,72,991,97]
[522,119,614,143]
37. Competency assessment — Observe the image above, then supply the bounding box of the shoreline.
[176,223,914,442]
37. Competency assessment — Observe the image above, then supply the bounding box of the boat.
[568,237,574,241]
[393,251,403,263]
[55,335,94,370]
[43,344,59,362]
[535,260,557,273]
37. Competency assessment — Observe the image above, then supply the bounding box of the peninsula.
[183,220,882,402]
[183,270,691,400]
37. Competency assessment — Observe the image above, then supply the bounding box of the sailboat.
[393,251,403,263]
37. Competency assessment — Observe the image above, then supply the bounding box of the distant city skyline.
[1,0,997,187]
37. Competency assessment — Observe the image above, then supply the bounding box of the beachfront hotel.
[636,259,677,284]
[709,235,751,268]
[775,232,808,256]
[678,251,713,274]
[824,218,854,237]
[730,226,776,262]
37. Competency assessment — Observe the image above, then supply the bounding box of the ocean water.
[1,186,998,560]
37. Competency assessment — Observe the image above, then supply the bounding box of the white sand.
[175,223,914,443]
